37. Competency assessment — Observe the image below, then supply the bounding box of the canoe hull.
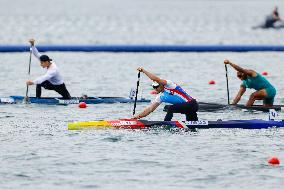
[68,119,284,130]
[1,96,150,105]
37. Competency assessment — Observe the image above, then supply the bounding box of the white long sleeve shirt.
[31,46,64,85]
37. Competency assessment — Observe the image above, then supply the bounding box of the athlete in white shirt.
[26,39,71,99]
[133,67,198,121]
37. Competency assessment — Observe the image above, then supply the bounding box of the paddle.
[24,46,32,102]
[132,71,141,116]
[225,64,230,105]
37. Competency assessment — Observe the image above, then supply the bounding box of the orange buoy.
[268,156,280,165]
[79,102,87,108]
[262,71,268,76]
[208,80,216,85]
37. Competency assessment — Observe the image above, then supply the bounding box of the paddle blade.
[23,96,29,104]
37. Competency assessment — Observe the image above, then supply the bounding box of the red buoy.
[268,156,280,165]
[208,80,216,85]
[262,71,268,76]
[79,102,87,108]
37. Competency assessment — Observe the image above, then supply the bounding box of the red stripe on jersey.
[165,88,193,102]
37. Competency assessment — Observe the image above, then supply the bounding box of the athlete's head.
[237,71,247,80]
[39,55,52,68]
[152,81,164,93]
[273,6,279,16]
[274,6,278,12]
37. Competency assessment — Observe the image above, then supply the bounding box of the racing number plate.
[183,120,208,125]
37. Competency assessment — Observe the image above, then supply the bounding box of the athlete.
[133,67,198,121]
[26,39,71,99]
[224,59,276,107]
[264,6,282,28]
[253,6,282,29]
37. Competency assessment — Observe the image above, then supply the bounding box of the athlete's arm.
[137,67,167,85]
[224,60,256,77]
[133,102,160,119]
[29,39,42,60]
[33,69,57,85]
[232,86,246,105]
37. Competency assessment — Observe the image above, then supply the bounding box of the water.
[1,0,284,188]
[0,0,284,45]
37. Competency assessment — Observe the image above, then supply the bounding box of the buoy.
[262,71,268,76]
[208,80,216,85]
[268,156,280,165]
[78,102,87,108]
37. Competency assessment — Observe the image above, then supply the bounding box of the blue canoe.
[0,96,150,105]
[137,119,284,129]
[188,119,284,129]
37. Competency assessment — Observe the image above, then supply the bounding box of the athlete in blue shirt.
[224,59,276,107]
[133,67,198,121]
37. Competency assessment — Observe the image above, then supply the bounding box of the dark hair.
[153,85,160,89]
[39,55,52,62]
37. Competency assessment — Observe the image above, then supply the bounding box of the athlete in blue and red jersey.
[133,67,198,121]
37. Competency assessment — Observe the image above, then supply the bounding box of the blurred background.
[0,0,283,45]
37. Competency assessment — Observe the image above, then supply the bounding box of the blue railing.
[1,45,284,52]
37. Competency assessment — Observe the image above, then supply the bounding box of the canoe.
[68,119,284,130]
[0,95,150,105]
[164,103,283,112]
